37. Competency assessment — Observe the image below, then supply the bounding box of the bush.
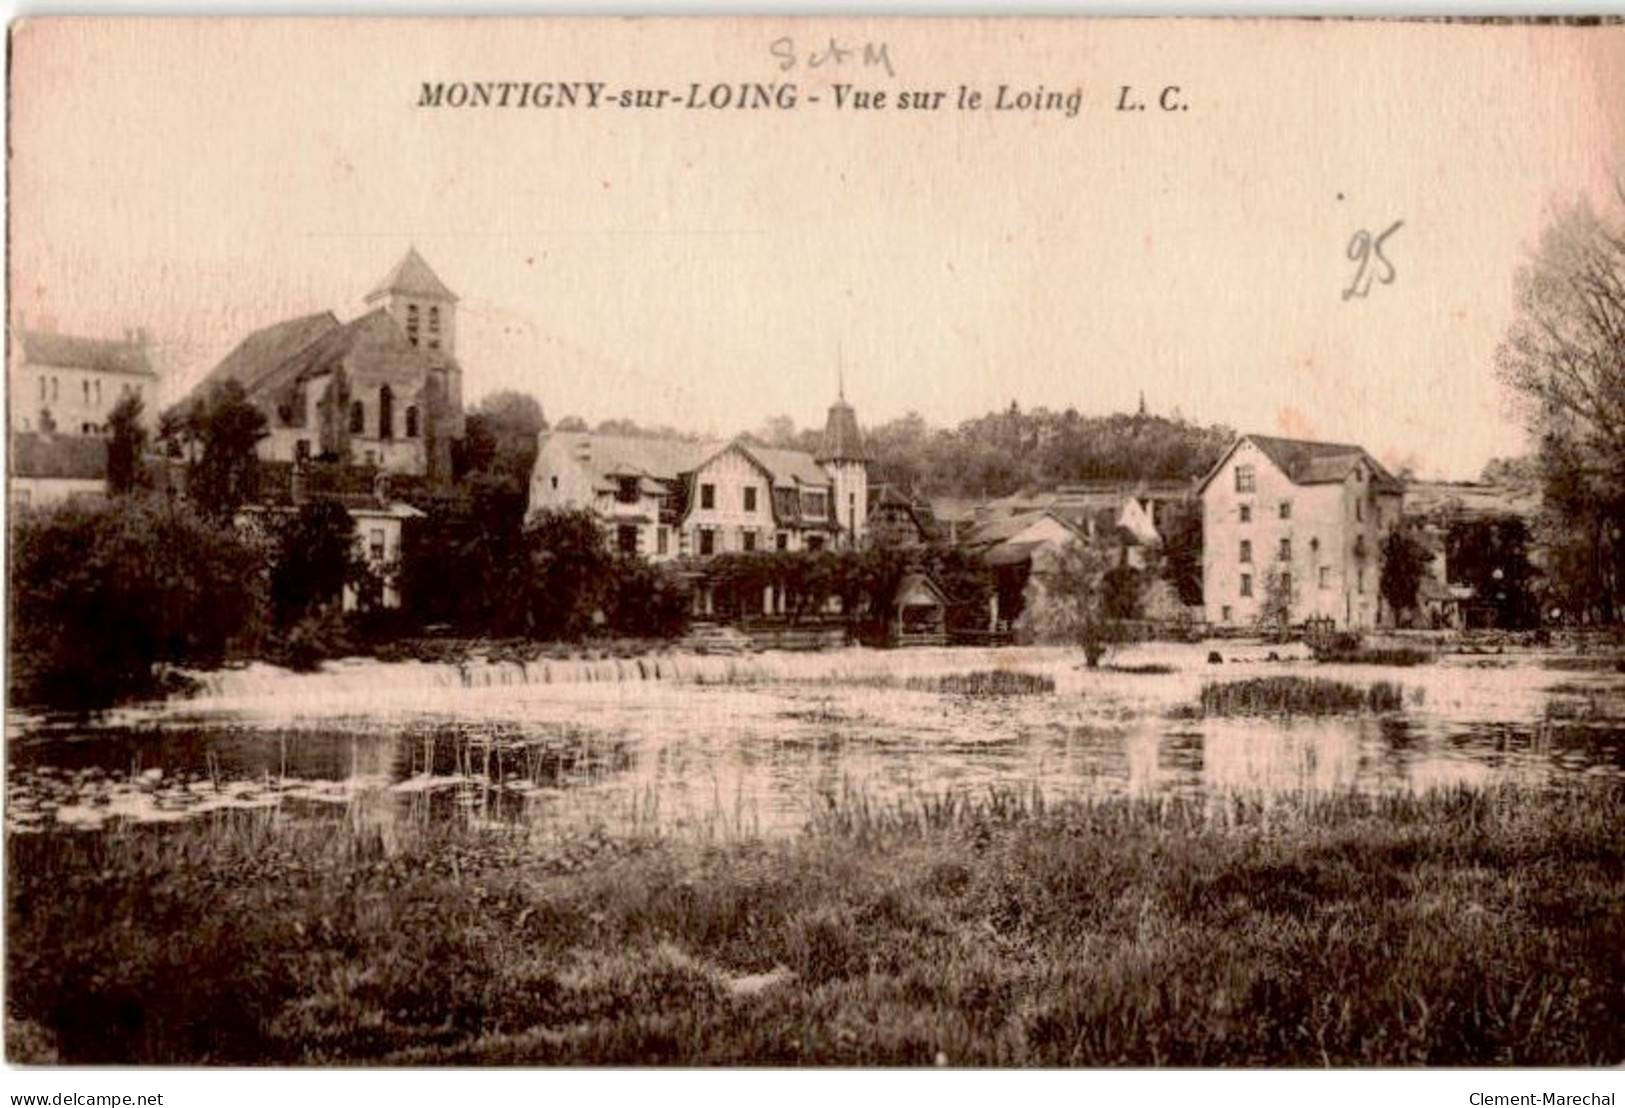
[604,557,692,639]
[9,494,266,708]
[267,609,354,673]
[1314,645,1435,667]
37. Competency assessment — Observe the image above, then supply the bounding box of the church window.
[94,380,102,405]
[379,386,394,440]
[83,380,90,403]
[405,304,419,347]
[405,406,419,438]
[38,376,45,401]
[51,377,59,401]
[349,400,365,434]
[428,305,440,333]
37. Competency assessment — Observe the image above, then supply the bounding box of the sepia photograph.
[4,13,1625,1075]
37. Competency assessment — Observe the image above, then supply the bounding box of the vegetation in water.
[1189,676,1407,716]
[905,670,1055,697]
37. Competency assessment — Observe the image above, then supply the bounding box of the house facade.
[177,249,464,482]
[11,327,158,436]
[1199,434,1403,629]
[526,391,869,558]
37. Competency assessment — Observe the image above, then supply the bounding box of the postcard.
[6,16,1625,1071]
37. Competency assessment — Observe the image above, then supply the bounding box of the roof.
[545,432,719,483]
[185,308,436,411]
[1403,480,1541,522]
[365,248,458,304]
[10,432,109,481]
[189,311,341,400]
[739,443,829,486]
[893,572,948,609]
[1198,433,1403,495]
[960,508,1081,550]
[17,331,156,379]
[817,397,867,463]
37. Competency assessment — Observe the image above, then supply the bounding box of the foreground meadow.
[9,783,1624,1066]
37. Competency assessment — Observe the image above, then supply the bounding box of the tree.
[1100,564,1144,621]
[1158,500,1204,607]
[1497,198,1625,623]
[524,508,615,638]
[478,390,547,438]
[105,393,147,495]
[165,380,268,519]
[1379,524,1435,625]
[10,495,267,707]
[266,499,365,626]
[554,415,589,432]
[1255,565,1298,634]
[1447,518,1540,629]
[1020,539,1115,666]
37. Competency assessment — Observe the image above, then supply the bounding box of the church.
[184,249,465,483]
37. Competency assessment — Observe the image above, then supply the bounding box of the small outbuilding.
[891,573,948,646]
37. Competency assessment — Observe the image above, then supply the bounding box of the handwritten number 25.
[1343,220,1403,301]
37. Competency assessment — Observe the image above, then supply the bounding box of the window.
[1239,539,1252,563]
[618,525,638,554]
[550,475,559,490]
[38,377,45,402]
[350,401,365,434]
[1221,605,1232,622]
[295,440,311,464]
[1280,500,1292,520]
[807,535,825,552]
[776,532,788,551]
[83,380,91,403]
[1356,499,1364,522]
[1240,574,1253,598]
[744,486,757,513]
[378,386,394,441]
[1239,504,1252,523]
[1280,572,1292,597]
[617,476,639,504]
[1319,566,1331,590]
[51,377,59,401]
[699,529,715,556]
[1235,465,1255,493]
[405,406,419,438]
[802,491,827,518]
[700,483,715,510]
[369,529,386,563]
[1357,568,1365,594]
[364,450,377,466]
[94,380,102,405]
[657,527,669,556]
[428,305,440,333]
[406,303,420,346]
[742,531,757,552]
[1279,538,1292,561]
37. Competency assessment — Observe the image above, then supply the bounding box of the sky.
[8,18,1624,480]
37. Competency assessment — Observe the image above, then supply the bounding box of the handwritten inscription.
[1343,220,1403,300]
[770,36,895,78]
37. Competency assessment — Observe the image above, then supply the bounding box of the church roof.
[190,311,342,400]
[365,247,458,304]
[817,397,867,463]
[17,330,157,378]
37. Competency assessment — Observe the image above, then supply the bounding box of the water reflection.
[8,647,1625,837]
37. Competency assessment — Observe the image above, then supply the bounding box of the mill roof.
[1198,433,1403,495]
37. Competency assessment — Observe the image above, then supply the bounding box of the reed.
[1189,676,1406,716]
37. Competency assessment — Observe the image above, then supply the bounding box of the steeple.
[366,247,458,305]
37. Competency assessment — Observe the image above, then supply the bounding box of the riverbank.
[9,784,1623,1065]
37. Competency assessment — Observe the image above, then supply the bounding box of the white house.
[1198,433,1404,629]
[10,327,158,436]
[526,389,871,558]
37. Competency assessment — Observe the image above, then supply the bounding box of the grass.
[1188,676,1407,717]
[904,670,1055,697]
[8,784,1624,1065]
